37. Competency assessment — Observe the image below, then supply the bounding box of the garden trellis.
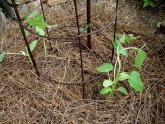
[10,0,119,99]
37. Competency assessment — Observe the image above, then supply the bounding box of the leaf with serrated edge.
[0,52,5,63]
[134,50,147,69]
[118,87,128,95]
[30,40,38,52]
[103,80,114,87]
[96,63,113,73]
[128,71,144,92]
[119,72,129,81]
[100,87,112,95]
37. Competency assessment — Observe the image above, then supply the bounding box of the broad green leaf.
[118,86,128,95]
[103,80,113,87]
[128,71,144,92]
[100,87,112,95]
[113,41,128,56]
[119,72,129,81]
[27,15,47,28]
[20,51,27,56]
[24,29,29,37]
[96,63,113,72]
[36,27,45,36]
[0,52,5,63]
[134,50,147,69]
[29,40,38,52]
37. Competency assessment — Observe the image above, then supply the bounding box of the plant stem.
[108,72,110,79]
[5,53,23,55]
[43,40,47,56]
[107,47,121,101]
[119,45,146,53]
[107,75,119,100]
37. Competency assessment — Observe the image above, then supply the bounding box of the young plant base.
[96,33,147,101]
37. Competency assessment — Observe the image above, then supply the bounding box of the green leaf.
[20,51,27,56]
[36,27,45,36]
[125,34,136,43]
[96,63,113,72]
[143,2,149,7]
[0,52,5,63]
[113,41,128,56]
[103,80,114,87]
[128,71,144,92]
[27,15,47,29]
[134,50,147,69]
[118,86,128,95]
[29,40,38,52]
[82,22,91,33]
[24,29,29,37]
[100,87,112,95]
[119,72,129,81]
[150,2,156,7]
[157,22,161,28]
[117,33,126,43]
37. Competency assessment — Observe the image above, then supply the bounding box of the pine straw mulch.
[0,0,165,123]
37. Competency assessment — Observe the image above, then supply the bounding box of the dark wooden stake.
[111,0,119,63]
[73,0,85,99]
[39,0,53,51]
[87,0,92,49]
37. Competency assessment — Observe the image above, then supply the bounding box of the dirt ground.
[0,0,165,123]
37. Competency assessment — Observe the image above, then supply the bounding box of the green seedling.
[96,33,147,101]
[0,40,38,63]
[26,13,57,56]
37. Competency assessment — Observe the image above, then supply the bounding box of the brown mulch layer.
[0,0,165,123]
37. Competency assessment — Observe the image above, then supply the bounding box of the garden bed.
[0,0,165,123]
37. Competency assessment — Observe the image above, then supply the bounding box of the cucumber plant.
[96,33,147,101]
